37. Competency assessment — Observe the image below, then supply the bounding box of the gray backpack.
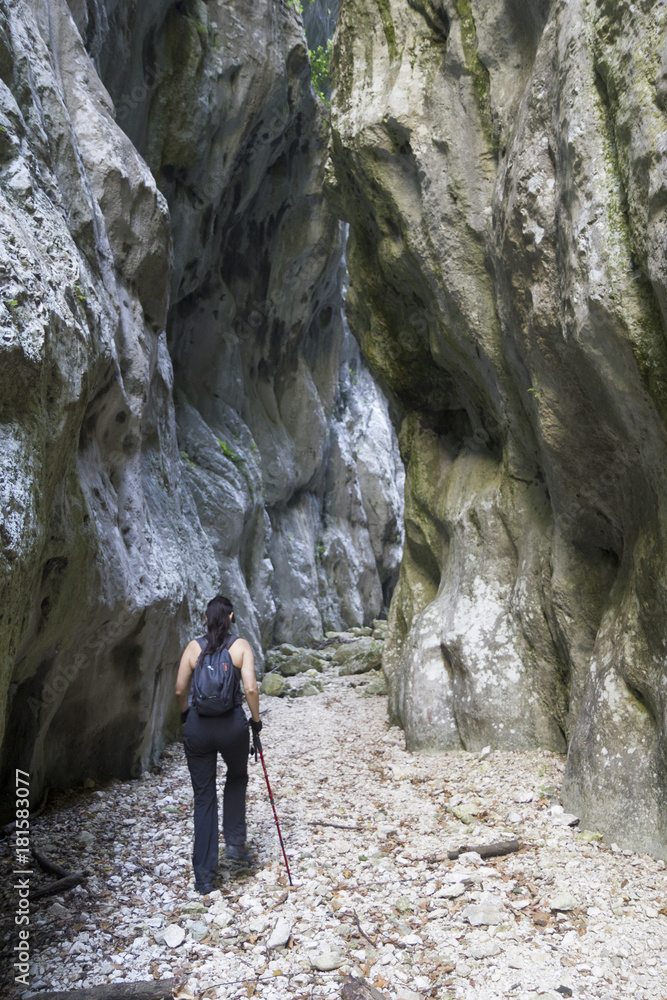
[192,637,239,716]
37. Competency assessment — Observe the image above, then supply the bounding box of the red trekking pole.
[252,731,293,886]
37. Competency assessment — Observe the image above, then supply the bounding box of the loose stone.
[462,904,503,926]
[267,919,292,949]
[163,925,185,948]
[310,951,345,971]
[550,891,579,912]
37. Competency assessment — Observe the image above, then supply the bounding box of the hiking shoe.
[226,843,250,862]
[194,880,213,895]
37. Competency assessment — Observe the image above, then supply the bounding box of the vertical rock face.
[0,0,214,808]
[0,0,402,813]
[329,0,667,856]
[84,0,404,647]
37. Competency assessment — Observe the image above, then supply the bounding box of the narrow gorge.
[1,0,667,865]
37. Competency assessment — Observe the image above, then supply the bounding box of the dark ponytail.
[200,595,234,659]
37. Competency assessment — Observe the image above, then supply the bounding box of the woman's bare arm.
[175,640,202,712]
[231,638,260,723]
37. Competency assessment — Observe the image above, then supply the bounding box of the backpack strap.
[195,634,238,666]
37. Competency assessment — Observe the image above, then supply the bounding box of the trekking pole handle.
[249,719,262,760]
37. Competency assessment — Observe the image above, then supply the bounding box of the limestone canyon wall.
[83,0,404,646]
[0,0,203,814]
[328,0,667,856]
[0,0,402,816]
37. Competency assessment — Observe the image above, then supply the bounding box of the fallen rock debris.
[2,631,666,1000]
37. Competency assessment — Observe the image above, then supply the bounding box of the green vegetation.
[452,0,493,149]
[217,437,244,466]
[182,1,220,50]
[73,283,87,302]
[575,830,603,843]
[309,39,333,105]
[180,450,196,468]
[376,0,398,61]
[217,438,258,501]
[287,0,315,14]
[590,57,667,418]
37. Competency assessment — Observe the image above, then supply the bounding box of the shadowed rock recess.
[328,0,667,857]
[0,0,402,817]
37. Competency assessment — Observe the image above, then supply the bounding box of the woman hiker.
[175,595,262,894]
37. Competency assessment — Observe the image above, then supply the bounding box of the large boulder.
[334,638,384,675]
[329,0,667,857]
[261,673,287,698]
[279,649,326,676]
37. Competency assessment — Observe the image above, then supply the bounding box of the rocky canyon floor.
[3,659,667,1000]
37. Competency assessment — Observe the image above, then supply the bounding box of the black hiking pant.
[183,705,249,885]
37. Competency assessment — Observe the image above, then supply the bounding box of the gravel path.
[3,663,667,1000]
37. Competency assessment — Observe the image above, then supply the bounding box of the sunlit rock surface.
[329,0,667,856]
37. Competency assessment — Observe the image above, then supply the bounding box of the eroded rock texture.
[0,0,212,809]
[82,0,403,646]
[0,0,402,814]
[329,0,667,856]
